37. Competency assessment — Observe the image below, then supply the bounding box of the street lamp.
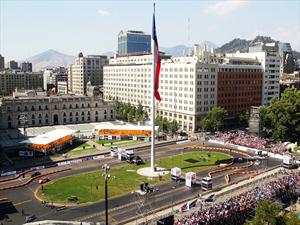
[102,164,110,225]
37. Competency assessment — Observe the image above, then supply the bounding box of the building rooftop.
[21,129,78,145]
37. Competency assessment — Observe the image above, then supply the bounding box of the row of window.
[9,103,101,112]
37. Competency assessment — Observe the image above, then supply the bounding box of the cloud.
[271,27,300,51]
[98,9,110,16]
[205,0,249,16]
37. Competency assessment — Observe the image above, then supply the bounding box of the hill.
[20,49,75,72]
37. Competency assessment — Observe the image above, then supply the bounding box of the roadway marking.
[14,199,32,206]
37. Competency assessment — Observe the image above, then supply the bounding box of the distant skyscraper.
[0,54,4,71]
[8,60,18,70]
[278,42,295,74]
[21,62,32,72]
[118,30,151,56]
[68,53,107,95]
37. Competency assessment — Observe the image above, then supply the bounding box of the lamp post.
[102,164,110,225]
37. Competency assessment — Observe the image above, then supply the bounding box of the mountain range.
[20,36,299,71]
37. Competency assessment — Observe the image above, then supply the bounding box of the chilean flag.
[152,9,161,101]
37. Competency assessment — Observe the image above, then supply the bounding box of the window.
[31,106,35,111]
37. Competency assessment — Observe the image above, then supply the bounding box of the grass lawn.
[38,151,231,204]
[96,139,144,148]
[96,139,122,144]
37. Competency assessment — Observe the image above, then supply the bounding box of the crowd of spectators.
[211,131,290,155]
[175,172,299,225]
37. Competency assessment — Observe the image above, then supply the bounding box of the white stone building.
[0,90,116,129]
[104,45,220,132]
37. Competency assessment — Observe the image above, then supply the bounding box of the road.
[0,141,282,225]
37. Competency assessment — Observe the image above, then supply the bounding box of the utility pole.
[102,164,110,225]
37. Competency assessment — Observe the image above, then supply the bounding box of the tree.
[200,107,227,132]
[251,200,282,225]
[238,111,250,127]
[260,88,300,142]
[168,120,179,134]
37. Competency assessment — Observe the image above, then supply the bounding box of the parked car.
[31,172,41,178]
[25,215,36,223]
[39,177,50,184]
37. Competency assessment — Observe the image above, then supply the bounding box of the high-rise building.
[8,60,18,70]
[0,71,43,95]
[228,42,280,105]
[68,53,107,95]
[118,30,151,56]
[278,42,295,74]
[20,62,33,72]
[0,54,4,71]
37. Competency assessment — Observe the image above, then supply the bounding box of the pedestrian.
[21,208,24,216]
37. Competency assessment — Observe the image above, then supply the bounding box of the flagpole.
[151,3,156,173]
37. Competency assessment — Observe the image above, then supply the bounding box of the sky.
[0,0,299,60]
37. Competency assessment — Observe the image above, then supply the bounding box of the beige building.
[68,53,107,95]
[104,45,221,132]
[0,90,116,129]
[0,71,43,95]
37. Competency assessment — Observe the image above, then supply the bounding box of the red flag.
[152,10,161,101]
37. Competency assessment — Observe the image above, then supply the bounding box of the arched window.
[45,114,48,118]
[87,111,90,115]
[81,112,84,115]
[7,115,11,121]
[87,103,90,108]
[63,112,66,117]
[69,104,72,109]
[70,112,72,116]
[25,106,28,111]
[38,114,42,118]
[76,104,78,109]
[95,103,98,107]
[39,105,42,110]
[104,110,107,114]
[63,104,66,109]
[95,111,98,115]
[111,110,113,114]
[81,104,84,108]
[32,115,35,119]
[31,106,35,111]
[76,112,79,116]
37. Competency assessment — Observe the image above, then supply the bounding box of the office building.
[227,42,280,105]
[0,71,43,95]
[68,53,107,95]
[217,57,263,116]
[104,45,220,132]
[20,62,33,72]
[0,54,4,71]
[8,60,18,70]
[118,30,151,56]
[0,90,116,129]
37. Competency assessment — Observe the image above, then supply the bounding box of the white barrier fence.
[208,139,285,160]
